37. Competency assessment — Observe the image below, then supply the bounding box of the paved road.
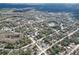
[38,28,79,55]
[67,44,79,55]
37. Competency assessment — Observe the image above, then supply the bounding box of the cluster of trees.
[49,45,63,55]
[60,37,71,46]
[4,35,32,49]
[4,43,15,49]
[0,50,9,55]
[19,36,32,48]
[8,49,32,55]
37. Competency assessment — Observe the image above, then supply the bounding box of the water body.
[0,3,79,20]
[0,3,79,13]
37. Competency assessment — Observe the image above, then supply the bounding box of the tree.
[19,49,31,55]
[61,37,70,46]
[50,45,62,55]
[4,43,15,49]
